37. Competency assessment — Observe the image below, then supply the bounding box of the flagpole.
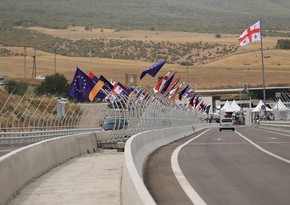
[260,19,266,101]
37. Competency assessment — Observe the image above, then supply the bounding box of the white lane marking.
[171,129,210,205]
[235,131,290,164]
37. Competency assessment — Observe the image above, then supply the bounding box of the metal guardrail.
[0,86,210,145]
[0,128,102,144]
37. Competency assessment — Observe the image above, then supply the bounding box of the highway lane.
[144,126,290,205]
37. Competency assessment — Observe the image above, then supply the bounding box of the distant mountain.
[1,0,290,33]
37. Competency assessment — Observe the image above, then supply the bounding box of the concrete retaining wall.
[122,123,216,205]
[0,132,101,205]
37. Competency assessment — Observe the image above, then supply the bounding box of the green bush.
[276,39,290,49]
[4,80,28,95]
[34,73,69,96]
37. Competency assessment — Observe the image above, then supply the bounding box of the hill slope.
[1,0,290,33]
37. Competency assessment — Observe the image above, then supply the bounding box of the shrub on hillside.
[4,80,28,95]
[34,73,69,96]
[276,39,290,49]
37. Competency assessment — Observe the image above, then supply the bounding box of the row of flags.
[68,65,211,114]
[68,67,131,103]
[68,20,262,114]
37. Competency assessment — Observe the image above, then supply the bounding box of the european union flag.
[68,67,95,102]
[140,60,166,80]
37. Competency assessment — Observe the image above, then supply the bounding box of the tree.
[35,73,69,96]
[215,33,222,38]
[4,80,28,95]
[276,39,290,49]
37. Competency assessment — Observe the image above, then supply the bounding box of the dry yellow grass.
[1,27,290,90]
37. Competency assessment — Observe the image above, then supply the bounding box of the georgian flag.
[239,21,261,46]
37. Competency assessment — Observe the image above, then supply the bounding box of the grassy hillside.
[1,31,290,90]
[1,0,290,33]
[0,27,241,65]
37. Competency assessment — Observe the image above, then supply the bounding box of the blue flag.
[178,85,189,101]
[96,75,114,99]
[140,60,166,80]
[88,71,99,83]
[68,67,95,102]
[88,72,107,100]
[117,82,131,96]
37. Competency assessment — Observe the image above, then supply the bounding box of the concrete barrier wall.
[122,123,217,205]
[0,132,100,205]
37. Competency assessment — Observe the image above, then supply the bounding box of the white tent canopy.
[221,100,237,112]
[251,100,272,112]
[272,99,290,120]
[272,99,289,111]
[231,100,241,111]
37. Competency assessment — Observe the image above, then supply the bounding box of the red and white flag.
[112,84,123,96]
[239,21,261,46]
[153,71,171,93]
[106,83,123,102]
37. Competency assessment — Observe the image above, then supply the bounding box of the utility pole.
[31,48,36,79]
[54,48,57,74]
[23,47,27,79]
[186,61,189,84]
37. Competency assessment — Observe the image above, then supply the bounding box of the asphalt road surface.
[144,126,290,205]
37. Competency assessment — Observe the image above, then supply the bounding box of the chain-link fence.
[0,86,204,139]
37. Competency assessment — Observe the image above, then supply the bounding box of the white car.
[36,75,45,80]
[219,118,235,131]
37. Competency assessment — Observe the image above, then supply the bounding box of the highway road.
[144,126,290,205]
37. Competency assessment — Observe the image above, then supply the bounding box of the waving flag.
[88,72,109,100]
[178,85,189,101]
[168,87,178,99]
[140,60,166,80]
[169,82,183,99]
[206,105,211,114]
[68,67,95,102]
[153,71,171,93]
[197,101,205,111]
[165,77,181,97]
[88,71,99,83]
[184,88,194,98]
[107,83,123,102]
[96,75,113,99]
[117,82,131,96]
[194,96,201,108]
[89,80,104,101]
[189,94,196,107]
[160,72,176,94]
[239,21,261,46]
